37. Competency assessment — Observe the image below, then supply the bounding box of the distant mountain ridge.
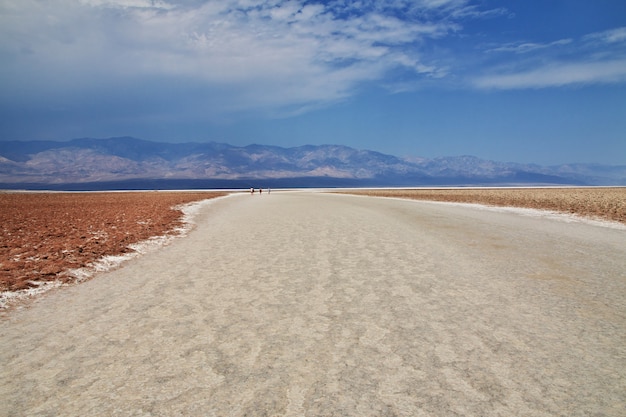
[0,137,624,189]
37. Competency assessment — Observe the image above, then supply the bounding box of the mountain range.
[1,137,624,190]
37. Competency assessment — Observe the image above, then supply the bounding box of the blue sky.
[0,0,625,165]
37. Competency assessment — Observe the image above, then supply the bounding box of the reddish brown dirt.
[0,192,226,292]
[338,187,626,225]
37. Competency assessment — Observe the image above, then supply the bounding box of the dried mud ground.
[338,187,626,225]
[0,191,226,294]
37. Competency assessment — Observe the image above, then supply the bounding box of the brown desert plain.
[0,191,226,295]
[1,187,625,306]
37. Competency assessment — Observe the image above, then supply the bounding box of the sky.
[0,0,625,165]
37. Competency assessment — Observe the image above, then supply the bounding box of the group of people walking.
[250,187,270,195]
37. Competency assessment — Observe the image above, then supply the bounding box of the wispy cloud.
[4,0,622,117]
[473,26,626,89]
[0,0,500,115]
[473,59,626,89]
[485,39,572,54]
[583,27,626,44]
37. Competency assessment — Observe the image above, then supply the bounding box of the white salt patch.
[0,280,64,310]
[1,194,233,310]
[416,199,626,231]
[346,192,625,230]
[66,195,231,283]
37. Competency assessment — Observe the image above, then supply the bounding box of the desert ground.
[0,191,226,294]
[1,190,625,416]
[1,187,624,307]
[338,187,626,225]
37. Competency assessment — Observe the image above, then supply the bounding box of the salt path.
[1,192,625,416]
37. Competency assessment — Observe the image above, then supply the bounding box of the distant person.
[259,188,263,195]
[250,187,254,195]
[268,188,271,195]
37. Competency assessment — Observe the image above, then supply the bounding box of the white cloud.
[1,0,474,113]
[486,39,572,54]
[473,26,626,90]
[473,59,626,89]
[583,27,626,44]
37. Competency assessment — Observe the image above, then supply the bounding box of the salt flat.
[1,192,625,416]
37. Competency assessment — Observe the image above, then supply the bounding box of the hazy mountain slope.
[0,137,624,188]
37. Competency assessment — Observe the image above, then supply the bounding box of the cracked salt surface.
[4,192,623,415]
[464,202,625,230]
[394,198,626,231]
[0,195,232,310]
